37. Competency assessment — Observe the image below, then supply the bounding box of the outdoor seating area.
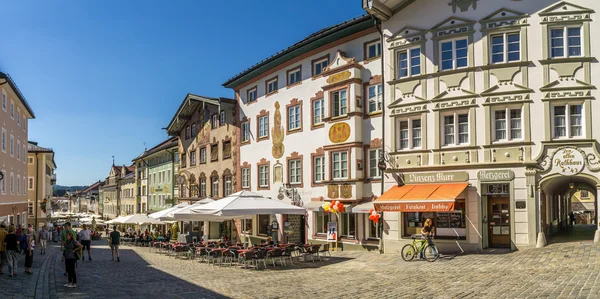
[142,240,331,270]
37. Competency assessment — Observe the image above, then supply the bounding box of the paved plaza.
[1,236,600,299]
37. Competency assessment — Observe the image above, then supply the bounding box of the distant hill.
[53,185,88,196]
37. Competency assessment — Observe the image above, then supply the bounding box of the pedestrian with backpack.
[62,231,82,288]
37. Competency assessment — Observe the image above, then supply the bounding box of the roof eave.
[0,72,36,118]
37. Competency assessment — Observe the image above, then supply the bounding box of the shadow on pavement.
[550,224,597,244]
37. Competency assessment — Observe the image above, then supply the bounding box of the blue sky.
[0,1,364,186]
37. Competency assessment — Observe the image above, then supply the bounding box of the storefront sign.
[326,70,351,85]
[403,171,468,184]
[326,221,337,241]
[553,148,585,176]
[477,170,515,182]
[374,202,455,212]
[328,123,351,143]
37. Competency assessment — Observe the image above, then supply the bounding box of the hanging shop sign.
[328,123,351,143]
[402,171,468,184]
[552,148,585,176]
[477,170,515,182]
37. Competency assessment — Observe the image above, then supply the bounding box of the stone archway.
[539,173,599,243]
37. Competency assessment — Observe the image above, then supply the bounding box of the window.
[315,211,330,234]
[369,149,381,178]
[332,151,348,179]
[189,150,196,166]
[396,118,422,150]
[553,104,583,138]
[258,116,269,138]
[200,147,206,163]
[16,140,20,160]
[267,78,278,94]
[367,84,383,113]
[440,38,468,71]
[490,32,520,63]
[247,88,257,103]
[191,123,197,137]
[211,114,218,129]
[258,215,270,235]
[223,176,232,196]
[366,214,380,239]
[181,153,186,167]
[259,165,269,187]
[28,177,34,190]
[10,173,14,195]
[550,27,581,58]
[0,170,5,194]
[242,168,250,189]
[580,190,590,198]
[313,98,324,125]
[314,156,325,183]
[0,128,4,152]
[167,170,171,183]
[313,58,329,76]
[16,175,20,195]
[493,108,522,141]
[22,145,26,164]
[365,41,381,59]
[9,135,14,157]
[220,110,226,125]
[403,200,466,239]
[289,159,301,185]
[22,177,25,195]
[331,89,347,117]
[223,141,231,159]
[241,122,250,142]
[185,126,191,140]
[199,178,206,197]
[17,108,20,126]
[340,213,356,238]
[287,67,301,86]
[10,100,14,119]
[1,89,5,111]
[397,47,421,78]
[211,144,218,161]
[244,218,253,233]
[442,112,469,146]
[211,177,219,197]
[288,105,301,130]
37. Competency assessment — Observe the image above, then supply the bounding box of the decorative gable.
[388,26,427,49]
[539,1,594,23]
[540,78,595,101]
[480,8,529,31]
[430,16,475,39]
[323,50,356,73]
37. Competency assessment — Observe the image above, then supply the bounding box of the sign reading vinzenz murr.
[402,171,469,184]
[477,170,515,182]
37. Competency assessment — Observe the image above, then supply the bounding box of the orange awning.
[374,183,468,212]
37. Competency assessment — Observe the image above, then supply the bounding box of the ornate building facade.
[224,16,384,248]
[363,0,600,252]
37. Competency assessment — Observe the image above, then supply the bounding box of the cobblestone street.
[1,237,600,299]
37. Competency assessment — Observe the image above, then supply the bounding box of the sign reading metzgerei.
[402,171,469,184]
[477,170,515,182]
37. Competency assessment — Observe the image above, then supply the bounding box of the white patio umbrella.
[148,202,190,221]
[181,191,306,219]
[120,214,164,225]
[173,198,229,221]
[106,216,126,224]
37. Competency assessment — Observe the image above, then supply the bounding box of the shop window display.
[403,200,466,239]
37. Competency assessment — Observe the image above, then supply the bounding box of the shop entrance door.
[488,198,510,248]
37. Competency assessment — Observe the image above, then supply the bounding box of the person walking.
[24,227,34,274]
[77,224,92,261]
[39,226,49,255]
[4,225,19,277]
[0,223,8,275]
[109,225,120,262]
[62,231,82,288]
[15,225,23,254]
[60,222,76,276]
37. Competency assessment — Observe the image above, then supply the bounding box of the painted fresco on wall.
[197,121,211,145]
[273,161,283,184]
[272,101,285,159]
[329,123,351,143]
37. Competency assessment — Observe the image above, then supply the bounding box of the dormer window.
[365,40,382,60]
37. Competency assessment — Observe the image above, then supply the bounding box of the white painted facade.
[364,0,600,253]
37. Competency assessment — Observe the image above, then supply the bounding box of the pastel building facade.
[26,141,56,228]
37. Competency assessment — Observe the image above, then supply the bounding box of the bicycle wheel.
[423,244,439,262]
[401,244,416,261]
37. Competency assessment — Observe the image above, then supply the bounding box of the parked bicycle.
[401,234,439,262]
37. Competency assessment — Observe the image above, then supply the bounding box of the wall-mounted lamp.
[569,183,575,189]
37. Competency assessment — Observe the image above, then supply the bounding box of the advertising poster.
[326,221,337,241]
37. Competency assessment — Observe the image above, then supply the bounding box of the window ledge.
[387,73,429,85]
[482,141,533,149]
[311,123,325,130]
[432,66,478,77]
[364,56,381,64]
[286,82,302,89]
[480,61,532,70]
[287,128,302,135]
[311,74,324,81]
[257,136,269,142]
[390,148,428,154]
[539,57,595,65]
[265,91,279,98]
[432,145,479,152]
[365,111,382,118]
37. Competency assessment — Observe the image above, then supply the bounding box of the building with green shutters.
[133,137,179,213]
